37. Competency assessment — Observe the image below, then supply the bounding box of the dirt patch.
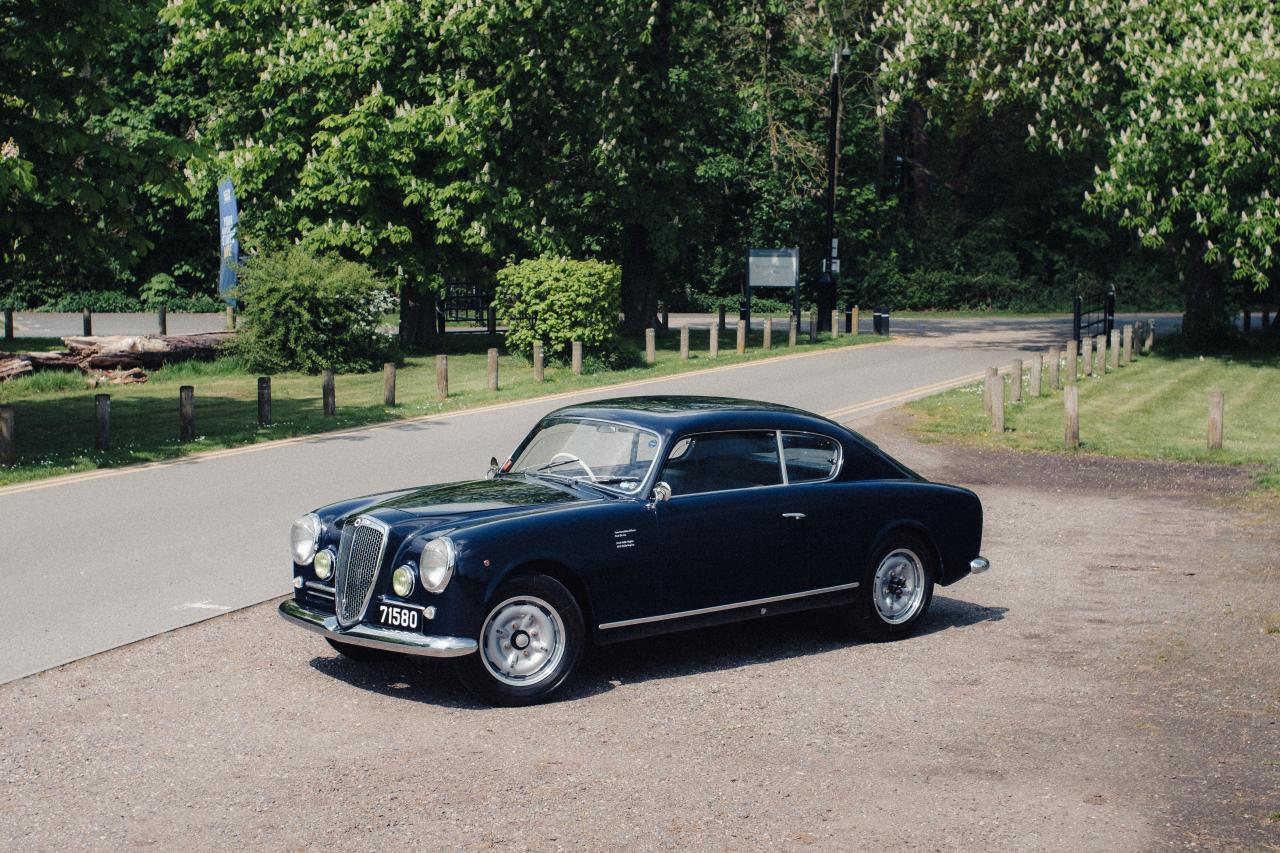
[0,409,1276,850]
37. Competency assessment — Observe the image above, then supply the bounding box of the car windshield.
[509,417,660,494]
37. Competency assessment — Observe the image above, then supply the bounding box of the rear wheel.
[453,574,584,706]
[850,533,936,642]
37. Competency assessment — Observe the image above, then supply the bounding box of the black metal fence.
[1073,288,1115,343]
[440,282,488,327]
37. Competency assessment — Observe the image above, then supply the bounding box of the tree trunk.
[1182,238,1232,345]
[620,222,659,333]
[399,284,440,349]
[907,101,930,223]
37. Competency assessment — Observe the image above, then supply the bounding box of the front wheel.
[849,534,936,642]
[453,574,584,706]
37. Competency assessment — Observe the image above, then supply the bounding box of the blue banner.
[217,178,239,305]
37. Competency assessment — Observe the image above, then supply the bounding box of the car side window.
[660,431,783,496]
[781,432,840,482]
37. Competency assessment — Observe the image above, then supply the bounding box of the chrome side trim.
[970,556,991,573]
[278,599,477,658]
[597,581,860,630]
[304,581,335,597]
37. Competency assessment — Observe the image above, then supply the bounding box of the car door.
[775,430,856,590]
[654,430,799,614]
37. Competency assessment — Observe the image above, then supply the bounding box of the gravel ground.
[1,410,1276,851]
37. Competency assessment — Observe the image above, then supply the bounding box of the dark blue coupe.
[279,396,989,704]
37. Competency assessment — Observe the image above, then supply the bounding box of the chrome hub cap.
[480,596,565,687]
[873,548,926,625]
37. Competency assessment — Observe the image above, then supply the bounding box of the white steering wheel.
[549,451,595,481]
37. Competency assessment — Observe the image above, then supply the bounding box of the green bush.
[495,257,621,359]
[166,294,225,313]
[140,273,183,308]
[229,246,396,373]
[43,290,144,312]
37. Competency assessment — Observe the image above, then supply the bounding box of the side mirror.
[486,456,499,479]
[650,481,672,504]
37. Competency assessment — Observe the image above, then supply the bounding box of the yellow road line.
[821,370,989,422]
[0,336,902,497]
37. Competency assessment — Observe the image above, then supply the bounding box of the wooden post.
[1048,347,1060,391]
[851,306,860,335]
[383,362,396,406]
[487,348,499,391]
[1066,340,1078,384]
[762,318,772,351]
[1096,334,1107,376]
[257,377,272,426]
[321,370,335,416]
[0,405,13,466]
[1207,390,1224,450]
[3,308,11,341]
[1108,329,1119,370]
[82,308,92,336]
[788,318,797,347]
[179,385,196,440]
[94,394,110,452]
[571,340,583,375]
[1030,354,1043,397]
[226,305,236,331]
[661,306,670,329]
[1011,359,1023,403]
[736,320,746,354]
[1144,319,1155,353]
[1122,324,1133,365]
[157,305,167,335]
[709,327,719,359]
[831,309,841,338]
[645,328,656,364]
[717,305,726,332]
[808,310,818,343]
[983,367,997,415]
[1064,384,1079,448]
[990,377,1004,433]
[436,355,449,399]
[679,325,689,360]
[533,342,545,381]
[486,304,497,336]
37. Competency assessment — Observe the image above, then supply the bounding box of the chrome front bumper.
[278,599,478,658]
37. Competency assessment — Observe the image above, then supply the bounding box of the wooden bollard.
[1030,354,1043,397]
[3,308,12,341]
[788,318,797,347]
[983,367,997,415]
[1064,384,1079,448]
[717,305,726,332]
[1081,336,1092,377]
[226,305,236,331]
[179,385,196,440]
[990,377,1004,434]
[1122,324,1133,364]
[94,393,110,452]
[383,362,396,406]
[1096,334,1107,376]
[808,310,818,343]
[257,377,272,426]
[709,327,719,359]
[82,308,92,336]
[762,318,772,350]
[1066,340,1078,384]
[1048,347,1060,390]
[736,320,746,354]
[157,305,167,335]
[851,306,860,335]
[645,328,656,364]
[571,341,583,375]
[831,309,841,338]
[1108,330,1119,370]
[436,355,448,398]
[678,326,689,360]
[1011,359,1023,403]
[321,370,335,416]
[487,348,499,391]
[486,304,497,335]
[533,342,544,381]
[0,405,14,466]
[1144,319,1154,353]
[1207,390,1224,449]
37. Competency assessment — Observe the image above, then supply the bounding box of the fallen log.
[86,367,147,387]
[0,355,33,382]
[22,350,82,371]
[61,332,234,370]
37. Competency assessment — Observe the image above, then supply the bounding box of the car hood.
[341,476,589,529]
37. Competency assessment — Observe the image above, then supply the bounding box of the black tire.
[453,574,584,706]
[325,637,391,662]
[849,532,936,642]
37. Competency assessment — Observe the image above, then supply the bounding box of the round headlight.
[313,548,334,581]
[421,537,456,593]
[290,513,322,565]
[391,565,415,598]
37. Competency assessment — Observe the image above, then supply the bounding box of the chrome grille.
[334,517,389,627]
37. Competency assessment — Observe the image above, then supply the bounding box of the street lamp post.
[817,44,847,333]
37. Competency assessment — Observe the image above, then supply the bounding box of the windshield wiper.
[520,458,586,475]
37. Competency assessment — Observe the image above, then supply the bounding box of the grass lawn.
[906,337,1280,491]
[0,323,884,487]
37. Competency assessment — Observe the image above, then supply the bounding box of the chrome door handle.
[781,512,806,520]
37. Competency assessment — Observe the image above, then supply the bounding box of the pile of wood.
[0,332,233,383]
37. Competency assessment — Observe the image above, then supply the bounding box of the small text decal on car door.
[613,529,636,550]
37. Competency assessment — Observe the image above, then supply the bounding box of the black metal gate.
[1073,288,1115,343]
[440,281,487,327]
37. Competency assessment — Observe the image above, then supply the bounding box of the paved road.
[0,314,1179,683]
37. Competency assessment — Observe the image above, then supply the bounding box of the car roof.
[546,395,848,437]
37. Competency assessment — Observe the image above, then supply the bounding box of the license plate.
[376,603,420,631]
